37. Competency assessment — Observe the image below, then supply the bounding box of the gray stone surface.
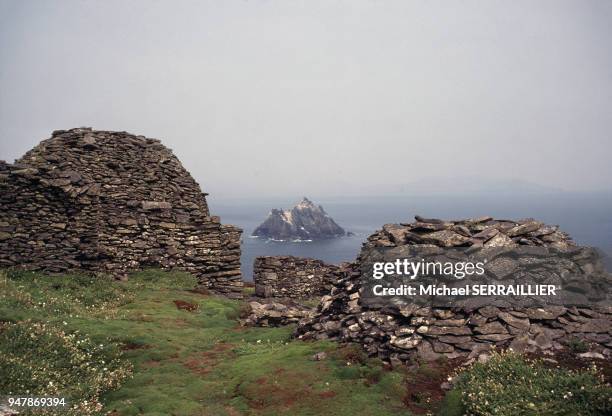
[296,216,612,363]
[253,255,341,299]
[241,300,316,327]
[0,128,243,297]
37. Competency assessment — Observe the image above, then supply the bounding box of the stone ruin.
[253,255,341,298]
[241,255,341,327]
[292,216,612,364]
[0,128,243,297]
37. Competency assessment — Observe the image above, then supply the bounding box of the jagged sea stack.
[252,197,346,240]
[0,128,243,298]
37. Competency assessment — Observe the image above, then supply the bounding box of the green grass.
[565,336,590,354]
[0,320,132,415]
[448,351,612,416]
[5,269,609,416]
[0,269,410,416]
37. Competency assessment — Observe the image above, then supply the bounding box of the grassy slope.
[0,270,409,416]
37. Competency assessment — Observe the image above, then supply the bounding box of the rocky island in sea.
[252,197,348,241]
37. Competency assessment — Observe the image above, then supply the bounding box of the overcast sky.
[0,0,611,199]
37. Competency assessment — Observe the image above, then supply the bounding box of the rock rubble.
[241,300,316,327]
[373,215,574,250]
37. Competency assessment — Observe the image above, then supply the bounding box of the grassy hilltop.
[1,270,610,416]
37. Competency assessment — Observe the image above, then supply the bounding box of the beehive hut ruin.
[0,128,243,297]
[296,216,612,363]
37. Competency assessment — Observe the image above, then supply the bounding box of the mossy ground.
[0,270,409,416]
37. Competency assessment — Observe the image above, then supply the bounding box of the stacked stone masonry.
[253,255,341,299]
[0,128,243,297]
[296,216,612,363]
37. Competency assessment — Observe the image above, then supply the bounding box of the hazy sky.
[1,0,611,199]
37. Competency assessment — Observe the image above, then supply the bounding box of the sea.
[210,192,612,280]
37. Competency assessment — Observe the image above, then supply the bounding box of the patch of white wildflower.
[453,350,611,416]
[0,320,133,416]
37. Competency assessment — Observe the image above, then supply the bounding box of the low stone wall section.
[253,256,340,298]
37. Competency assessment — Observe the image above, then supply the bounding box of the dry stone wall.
[296,216,612,364]
[253,256,341,298]
[0,128,243,297]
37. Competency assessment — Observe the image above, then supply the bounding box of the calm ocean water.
[210,193,612,280]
